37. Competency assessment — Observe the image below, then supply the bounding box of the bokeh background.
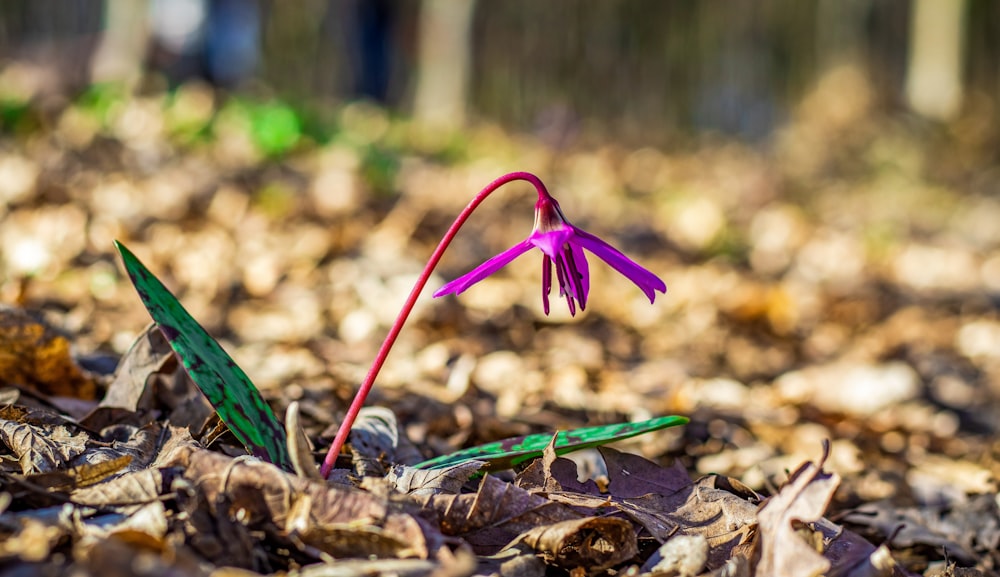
[3,1,998,142]
[2,3,1000,569]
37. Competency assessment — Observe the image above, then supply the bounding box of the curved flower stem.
[320,171,550,478]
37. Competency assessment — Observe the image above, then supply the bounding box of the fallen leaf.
[757,460,838,576]
[513,516,638,574]
[757,458,903,577]
[0,417,89,474]
[630,475,759,564]
[476,544,548,577]
[388,461,484,496]
[163,444,444,560]
[286,401,323,480]
[641,534,708,576]
[350,406,421,477]
[843,494,1000,566]
[0,306,96,400]
[517,447,759,568]
[600,446,694,498]
[417,473,584,553]
[27,454,132,491]
[78,501,169,541]
[70,425,197,509]
[98,323,175,411]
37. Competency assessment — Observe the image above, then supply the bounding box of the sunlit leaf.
[415,415,688,472]
[114,241,293,471]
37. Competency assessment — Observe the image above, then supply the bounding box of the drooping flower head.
[434,188,666,315]
[322,172,667,479]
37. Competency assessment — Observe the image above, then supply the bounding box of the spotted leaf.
[115,241,293,471]
[415,415,688,471]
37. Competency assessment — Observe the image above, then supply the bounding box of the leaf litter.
[0,323,915,576]
[3,79,1000,575]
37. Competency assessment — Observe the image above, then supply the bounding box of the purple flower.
[434,193,667,315]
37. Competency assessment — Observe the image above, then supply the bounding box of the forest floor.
[2,75,1000,576]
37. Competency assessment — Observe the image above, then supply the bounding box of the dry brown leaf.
[824,528,901,577]
[92,324,213,436]
[77,501,170,542]
[0,306,97,400]
[297,521,420,559]
[99,422,171,471]
[281,484,418,559]
[388,461,484,496]
[27,454,133,491]
[349,407,424,477]
[71,467,165,508]
[843,495,999,566]
[163,444,443,561]
[417,473,584,553]
[757,459,901,577]
[349,406,398,477]
[513,516,638,574]
[514,451,599,496]
[283,491,479,575]
[0,417,89,474]
[599,446,695,498]
[20,422,184,497]
[99,323,175,411]
[176,476,266,571]
[286,401,323,480]
[628,475,759,567]
[640,534,708,576]
[68,454,134,486]
[0,399,82,427]
[477,544,548,577]
[79,407,158,435]
[70,426,197,508]
[757,461,837,576]
[516,448,760,570]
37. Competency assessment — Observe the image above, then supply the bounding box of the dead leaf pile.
[0,379,915,577]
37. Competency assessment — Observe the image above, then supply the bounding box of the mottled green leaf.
[114,241,293,471]
[415,415,688,472]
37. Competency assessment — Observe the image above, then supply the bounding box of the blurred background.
[2,3,1000,560]
[0,0,997,143]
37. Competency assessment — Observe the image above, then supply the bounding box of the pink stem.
[320,171,551,478]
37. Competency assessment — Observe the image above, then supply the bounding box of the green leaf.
[114,241,293,471]
[414,415,689,472]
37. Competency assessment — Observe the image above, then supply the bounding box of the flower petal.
[565,241,590,309]
[553,254,577,316]
[541,255,553,315]
[528,227,573,260]
[572,229,667,302]
[433,239,534,297]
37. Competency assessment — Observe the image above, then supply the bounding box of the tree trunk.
[905,0,967,121]
[412,0,477,132]
[90,0,149,91]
